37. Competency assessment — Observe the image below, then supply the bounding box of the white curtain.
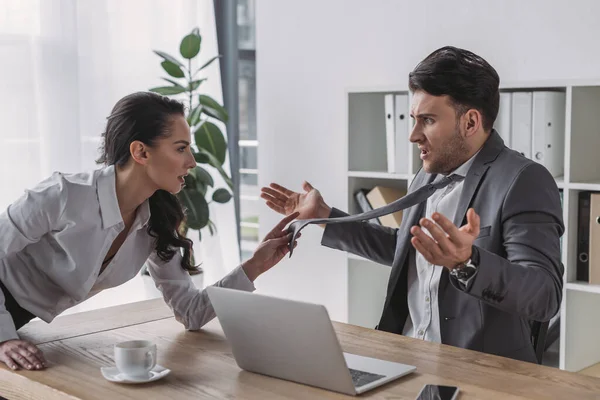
[0,0,240,282]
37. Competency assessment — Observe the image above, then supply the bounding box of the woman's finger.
[16,347,42,369]
[8,351,32,370]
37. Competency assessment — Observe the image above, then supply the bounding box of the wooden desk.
[1,299,600,399]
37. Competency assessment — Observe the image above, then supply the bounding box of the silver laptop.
[206,286,416,396]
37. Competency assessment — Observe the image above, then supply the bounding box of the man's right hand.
[0,339,46,370]
[260,181,331,221]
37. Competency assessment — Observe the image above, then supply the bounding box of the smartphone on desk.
[415,384,460,400]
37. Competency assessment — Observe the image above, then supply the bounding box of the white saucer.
[100,364,171,384]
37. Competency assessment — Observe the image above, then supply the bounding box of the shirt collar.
[446,148,482,178]
[97,165,122,229]
[96,165,151,230]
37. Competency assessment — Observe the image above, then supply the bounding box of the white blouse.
[0,165,254,342]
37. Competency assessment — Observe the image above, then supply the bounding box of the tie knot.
[430,174,464,191]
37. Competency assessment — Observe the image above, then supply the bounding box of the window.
[236,0,257,261]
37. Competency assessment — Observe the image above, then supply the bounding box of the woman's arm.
[146,213,299,330]
[0,172,66,260]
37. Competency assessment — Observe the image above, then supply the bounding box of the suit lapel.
[453,130,505,227]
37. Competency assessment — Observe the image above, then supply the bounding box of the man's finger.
[302,181,314,192]
[431,212,460,240]
[260,193,285,207]
[465,208,480,235]
[411,225,442,259]
[420,218,453,254]
[411,237,433,262]
[261,187,289,202]
[270,183,294,196]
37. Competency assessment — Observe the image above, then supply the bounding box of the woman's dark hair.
[408,46,500,132]
[98,91,196,273]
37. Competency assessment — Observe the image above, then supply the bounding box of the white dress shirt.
[402,152,479,343]
[0,165,255,342]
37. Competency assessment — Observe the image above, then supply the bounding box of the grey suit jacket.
[322,131,564,363]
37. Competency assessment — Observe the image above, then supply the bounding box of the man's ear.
[130,141,149,165]
[463,109,482,138]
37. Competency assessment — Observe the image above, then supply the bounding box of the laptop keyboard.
[348,368,386,388]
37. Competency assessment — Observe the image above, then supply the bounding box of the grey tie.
[286,174,464,257]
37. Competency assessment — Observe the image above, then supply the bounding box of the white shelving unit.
[344,80,600,373]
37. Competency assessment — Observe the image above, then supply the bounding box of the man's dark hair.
[408,46,500,132]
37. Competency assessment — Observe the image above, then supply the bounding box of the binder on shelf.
[393,94,409,174]
[354,189,381,225]
[531,91,566,177]
[511,92,533,159]
[589,193,600,285]
[577,191,591,282]
[366,186,407,228]
[495,92,512,147]
[384,94,396,173]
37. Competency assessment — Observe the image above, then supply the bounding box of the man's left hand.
[410,208,480,269]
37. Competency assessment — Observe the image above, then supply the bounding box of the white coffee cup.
[114,340,157,379]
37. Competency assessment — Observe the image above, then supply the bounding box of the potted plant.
[147,28,233,273]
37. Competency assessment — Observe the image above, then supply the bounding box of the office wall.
[255,0,600,321]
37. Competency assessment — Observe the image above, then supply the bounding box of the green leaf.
[188,79,206,91]
[194,55,221,75]
[161,77,185,87]
[161,61,185,78]
[193,151,210,164]
[194,121,227,165]
[179,188,209,230]
[153,50,184,67]
[208,220,217,235]
[149,86,187,95]
[180,32,201,59]
[193,165,214,187]
[199,95,229,123]
[212,188,232,204]
[196,148,234,190]
[187,105,203,127]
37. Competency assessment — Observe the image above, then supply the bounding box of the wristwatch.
[450,246,479,281]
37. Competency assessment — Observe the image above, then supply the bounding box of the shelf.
[565,282,600,294]
[554,176,565,189]
[348,171,412,180]
[568,180,600,191]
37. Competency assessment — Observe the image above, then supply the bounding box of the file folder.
[384,94,396,173]
[495,92,512,147]
[394,94,409,174]
[531,91,565,177]
[511,92,533,159]
[589,193,600,285]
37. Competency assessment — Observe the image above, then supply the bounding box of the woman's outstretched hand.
[242,212,301,281]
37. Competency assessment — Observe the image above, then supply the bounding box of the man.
[260,46,564,363]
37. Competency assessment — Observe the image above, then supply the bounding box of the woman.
[0,91,299,371]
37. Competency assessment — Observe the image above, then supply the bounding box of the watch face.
[452,264,476,280]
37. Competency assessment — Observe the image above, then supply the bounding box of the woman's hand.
[0,339,46,370]
[242,212,301,281]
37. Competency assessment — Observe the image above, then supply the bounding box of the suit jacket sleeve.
[321,208,398,266]
[451,162,564,322]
